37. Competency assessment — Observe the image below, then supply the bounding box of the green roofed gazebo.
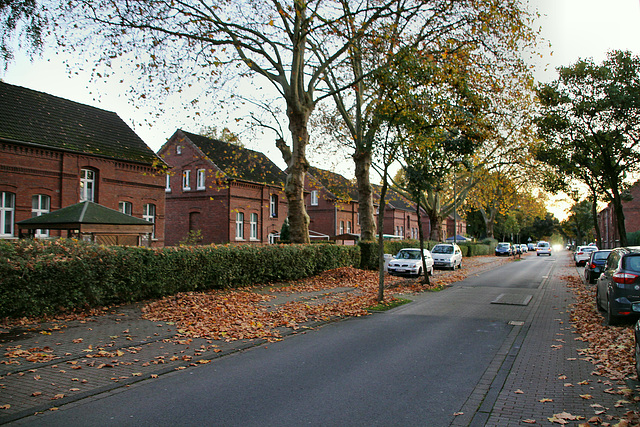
[17,201,154,246]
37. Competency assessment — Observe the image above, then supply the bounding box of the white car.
[387,248,434,277]
[536,241,552,256]
[431,243,462,270]
[574,245,598,266]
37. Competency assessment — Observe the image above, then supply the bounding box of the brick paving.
[469,252,640,426]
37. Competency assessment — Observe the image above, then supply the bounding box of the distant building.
[159,130,288,245]
[598,181,640,248]
[0,82,166,246]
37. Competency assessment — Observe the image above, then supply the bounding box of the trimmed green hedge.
[0,239,360,318]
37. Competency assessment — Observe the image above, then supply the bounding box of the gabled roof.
[373,185,417,212]
[180,130,286,186]
[307,166,359,202]
[0,82,160,165]
[17,201,152,227]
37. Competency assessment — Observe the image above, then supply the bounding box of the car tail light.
[613,272,639,285]
[589,262,596,269]
[577,251,584,255]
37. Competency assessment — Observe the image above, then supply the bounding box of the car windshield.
[623,254,640,272]
[593,252,610,261]
[584,247,597,252]
[432,245,452,254]
[498,243,509,248]
[397,250,421,260]
[538,243,549,248]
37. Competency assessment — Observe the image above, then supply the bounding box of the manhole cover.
[491,293,532,306]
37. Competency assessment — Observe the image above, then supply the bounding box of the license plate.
[632,303,640,312]
[394,269,405,273]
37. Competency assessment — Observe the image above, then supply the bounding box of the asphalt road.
[15,255,555,427]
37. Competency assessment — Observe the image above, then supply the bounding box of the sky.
[2,0,640,221]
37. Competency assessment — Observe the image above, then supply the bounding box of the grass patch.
[367,298,411,312]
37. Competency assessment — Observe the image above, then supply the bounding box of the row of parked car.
[494,241,552,256]
[386,243,463,277]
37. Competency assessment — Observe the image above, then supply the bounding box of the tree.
[53,0,420,243]
[536,50,640,247]
[561,200,594,246]
[0,0,46,67]
[312,0,538,242]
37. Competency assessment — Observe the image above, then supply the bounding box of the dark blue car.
[584,250,611,284]
[495,242,512,256]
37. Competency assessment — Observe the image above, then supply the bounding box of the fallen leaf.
[514,389,524,394]
[0,404,9,410]
[31,392,42,397]
[539,398,553,403]
[579,394,593,399]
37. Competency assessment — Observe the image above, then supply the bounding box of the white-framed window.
[119,201,132,216]
[176,145,182,155]
[357,213,360,225]
[182,170,191,191]
[32,194,50,238]
[196,169,206,190]
[395,226,399,236]
[339,221,344,234]
[80,169,95,202]
[236,212,244,240]
[268,232,278,245]
[347,221,352,234]
[165,174,171,192]
[310,190,318,206]
[270,195,278,218]
[143,203,156,238]
[250,213,258,240]
[0,192,15,237]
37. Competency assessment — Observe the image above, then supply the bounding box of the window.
[0,192,15,237]
[196,169,206,190]
[165,174,171,192]
[347,221,352,234]
[339,221,344,234]
[270,195,278,218]
[236,212,244,240]
[80,169,95,202]
[310,190,318,206]
[176,145,182,155]
[119,201,132,216]
[32,195,50,237]
[143,203,156,238]
[250,213,258,240]
[182,170,191,191]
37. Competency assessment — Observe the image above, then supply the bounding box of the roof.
[18,201,153,230]
[179,131,286,186]
[0,82,160,165]
[373,185,416,212]
[307,167,359,202]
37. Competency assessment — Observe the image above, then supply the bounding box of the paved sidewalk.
[470,252,640,426]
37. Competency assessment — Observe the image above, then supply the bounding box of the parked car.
[584,249,612,284]
[513,244,522,255]
[527,243,536,251]
[431,243,462,270]
[536,241,552,256]
[520,244,528,253]
[387,248,434,277]
[495,242,512,256]
[574,245,598,266]
[596,247,640,325]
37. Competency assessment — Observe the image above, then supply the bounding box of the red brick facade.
[159,130,287,246]
[598,181,640,248]
[0,83,165,246]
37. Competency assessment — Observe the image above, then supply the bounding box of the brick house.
[0,82,166,246]
[598,181,640,248]
[305,166,432,240]
[159,130,288,245]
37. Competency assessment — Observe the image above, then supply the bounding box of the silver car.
[431,243,462,270]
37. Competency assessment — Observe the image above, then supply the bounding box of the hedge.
[0,239,360,318]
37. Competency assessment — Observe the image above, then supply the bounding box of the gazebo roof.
[18,201,153,234]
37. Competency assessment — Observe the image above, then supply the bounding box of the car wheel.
[428,266,433,276]
[606,297,619,326]
[418,267,423,277]
[595,288,603,311]
[458,261,462,270]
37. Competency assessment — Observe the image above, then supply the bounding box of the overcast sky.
[2,0,640,220]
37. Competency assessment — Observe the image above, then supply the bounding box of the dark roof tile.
[0,82,160,165]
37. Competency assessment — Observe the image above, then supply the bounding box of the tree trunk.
[591,191,602,247]
[280,107,311,244]
[612,189,628,246]
[428,214,444,241]
[353,149,377,241]
[377,173,389,304]
[416,202,429,284]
